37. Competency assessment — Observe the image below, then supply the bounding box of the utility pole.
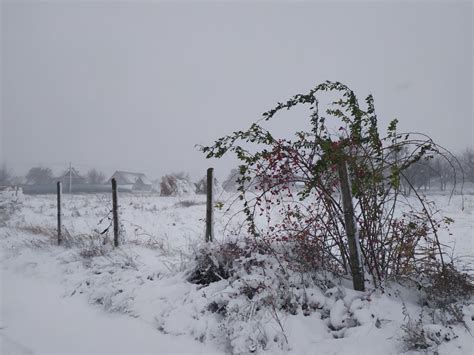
[69,162,72,193]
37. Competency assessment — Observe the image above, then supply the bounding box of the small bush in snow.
[416,263,474,328]
[400,304,459,352]
[401,312,433,351]
[160,173,195,197]
[187,241,245,285]
[77,232,111,258]
[195,175,223,195]
[424,264,474,306]
[0,187,24,225]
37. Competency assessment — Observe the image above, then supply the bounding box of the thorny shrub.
[200,81,463,287]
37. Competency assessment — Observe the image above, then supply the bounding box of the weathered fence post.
[337,159,365,291]
[205,168,214,242]
[57,181,62,246]
[111,178,119,247]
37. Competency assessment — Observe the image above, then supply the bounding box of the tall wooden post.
[205,168,214,242]
[111,178,119,247]
[337,159,365,291]
[57,181,62,246]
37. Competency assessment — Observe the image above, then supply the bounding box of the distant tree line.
[1,148,473,192]
[397,148,474,195]
[213,148,474,196]
[0,166,107,187]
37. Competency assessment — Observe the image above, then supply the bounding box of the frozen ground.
[0,188,472,354]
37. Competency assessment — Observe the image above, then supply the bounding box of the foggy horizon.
[1,0,472,181]
[1,3,474,353]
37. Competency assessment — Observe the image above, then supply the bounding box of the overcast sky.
[1,0,472,180]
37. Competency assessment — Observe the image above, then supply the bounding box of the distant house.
[108,171,152,192]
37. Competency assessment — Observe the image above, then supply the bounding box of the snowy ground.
[0,188,472,354]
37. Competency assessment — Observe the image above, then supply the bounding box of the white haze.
[1,0,472,180]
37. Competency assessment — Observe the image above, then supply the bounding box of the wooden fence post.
[337,159,365,291]
[111,178,119,247]
[57,181,62,246]
[205,168,214,242]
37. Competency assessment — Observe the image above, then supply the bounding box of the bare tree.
[25,167,53,185]
[0,166,12,186]
[404,160,434,192]
[86,169,106,184]
[433,156,453,191]
[222,168,240,192]
[460,148,474,183]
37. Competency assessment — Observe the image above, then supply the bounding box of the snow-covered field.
[0,188,473,354]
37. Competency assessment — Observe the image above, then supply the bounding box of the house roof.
[111,171,152,185]
[58,167,84,180]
